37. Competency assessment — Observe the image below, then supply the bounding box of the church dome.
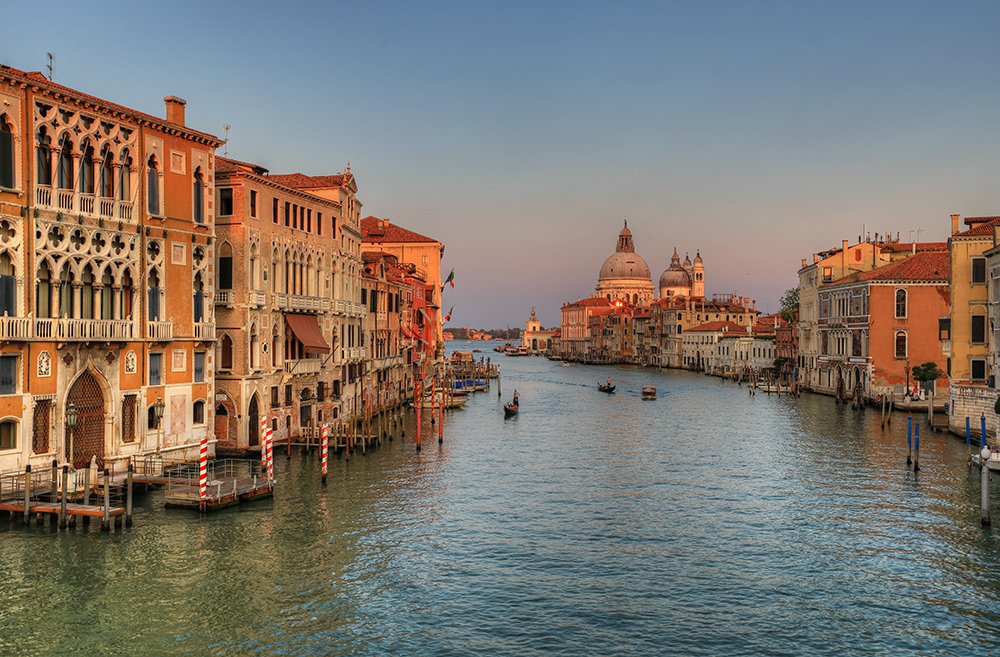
[598,222,651,281]
[659,248,691,290]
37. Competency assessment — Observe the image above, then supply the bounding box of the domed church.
[659,249,704,298]
[595,221,656,306]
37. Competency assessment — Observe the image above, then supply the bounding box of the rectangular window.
[121,394,137,443]
[973,257,987,284]
[32,399,51,453]
[292,204,298,229]
[270,386,279,408]
[219,188,233,215]
[361,288,367,305]
[284,385,292,405]
[317,212,322,236]
[149,353,162,385]
[307,209,312,233]
[0,421,14,450]
[0,127,14,189]
[823,267,833,282]
[193,401,205,424]
[972,314,986,344]
[272,197,279,223]
[972,359,987,381]
[0,355,16,394]
[284,202,290,227]
[250,190,257,218]
[194,352,205,382]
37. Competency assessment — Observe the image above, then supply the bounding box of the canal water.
[3,342,1000,656]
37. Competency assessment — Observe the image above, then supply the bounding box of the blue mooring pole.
[907,414,913,466]
[967,416,972,465]
[914,424,920,472]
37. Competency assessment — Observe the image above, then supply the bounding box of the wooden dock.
[165,475,272,511]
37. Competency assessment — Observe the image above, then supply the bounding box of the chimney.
[814,253,820,263]
[951,214,960,235]
[802,258,807,268]
[164,96,186,126]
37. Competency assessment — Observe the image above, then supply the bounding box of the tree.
[911,362,942,390]
[779,287,799,323]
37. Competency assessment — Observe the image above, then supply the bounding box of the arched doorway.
[214,403,229,443]
[66,370,106,469]
[247,395,259,447]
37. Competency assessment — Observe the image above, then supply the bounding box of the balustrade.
[284,359,323,375]
[194,322,216,341]
[146,321,173,341]
[0,316,31,339]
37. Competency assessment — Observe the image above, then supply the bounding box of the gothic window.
[148,268,161,321]
[57,139,73,190]
[101,270,113,319]
[81,265,94,319]
[80,143,94,194]
[118,150,132,201]
[100,148,114,198]
[0,252,15,317]
[36,128,52,186]
[193,400,205,424]
[36,263,50,318]
[218,243,233,290]
[58,263,72,318]
[193,167,205,224]
[147,155,160,215]
[121,269,133,319]
[221,335,233,370]
[0,115,13,189]
[193,273,205,323]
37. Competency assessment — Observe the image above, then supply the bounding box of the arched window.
[221,334,233,369]
[148,269,161,321]
[193,273,204,323]
[895,289,907,319]
[0,252,15,317]
[147,155,160,215]
[79,142,94,194]
[895,331,907,359]
[36,263,51,318]
[120,269,133,319]
[193,167,205,223]
[0,115,13,189]
[250,325,258,370]
[58,263,72,318]
[118,150,132,202]
[36,128,52,186]
[57,139,73,190]
[218,243,233,290]
[101,268,115,319]
[99,150,114,198]
[193,400,205,425]
[80,265,94,319]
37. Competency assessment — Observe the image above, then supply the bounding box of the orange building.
[0,65,222,473]
[817,250,950,398]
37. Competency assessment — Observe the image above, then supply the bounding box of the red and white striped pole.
[259,416,268,475]
[321,424,328,484]
[266,427,275,485]
[199,435,208,513]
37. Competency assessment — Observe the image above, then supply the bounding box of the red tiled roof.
[831,251,950,285]
[0,64,221,144]
[267,173,349,190]
[216,156,268,175]
[564,297,613,309]
[361,216,439,244]
[953,216,1000,238]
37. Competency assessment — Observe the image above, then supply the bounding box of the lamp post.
[905,360,911,397]
[153,396,165,453]
[65,402,78,468]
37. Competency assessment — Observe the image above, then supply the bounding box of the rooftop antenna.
[222,124,230,156]
[46,53,54,81]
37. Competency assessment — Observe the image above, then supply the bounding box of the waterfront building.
[595,222,655,306]
[774,310,798,386]
[796,237,946,393]
[631,306,652,365]
[212,157,357,451]
[715,323,776,378]
[361,216,445,361]
[944,214,1000,432]
[681,321,743,372]
[0,65,223,473]
[651,294,759,368]
[815,249,950,400]
[361,251,413,411]
[559,297,612,360]
[522,307,557,354]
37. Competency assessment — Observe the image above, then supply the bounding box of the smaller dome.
[659,248,691,290]
[683,253,692,267]
[694,251,703,265]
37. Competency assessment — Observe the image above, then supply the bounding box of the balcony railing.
[34,318,134,341]
[147,321,173,341]
[274,293,326,313]
[0,316,31,339]
[194,322,216,341]
[35,184,135,223]
[334,299,347,314]
[284,358,323,375]
[252,290,267,307]
[215,290,234,306]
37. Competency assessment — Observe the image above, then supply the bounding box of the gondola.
[503,401,519,417]
[598,384,616,393]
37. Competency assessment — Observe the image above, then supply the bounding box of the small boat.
[598,384,616,393]
[642,385,656,400]
[503,401,519,418]
[473,349,481,353]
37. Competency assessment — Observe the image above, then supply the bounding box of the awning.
[284,313,330,354]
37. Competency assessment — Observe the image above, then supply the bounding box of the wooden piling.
[101,468,111,532]
[59,466,69,529]
[126,462,134,527]
[967,416,972,466]
[907,414,912,466]
[22,464,31,525]
[982,451,991,525]
[914,424,920,472]
[439,386,444,444]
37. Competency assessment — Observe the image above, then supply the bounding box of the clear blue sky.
[4,1,999,328]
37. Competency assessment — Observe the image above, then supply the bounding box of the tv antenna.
[223,124,230,156]
[46,53,54,81]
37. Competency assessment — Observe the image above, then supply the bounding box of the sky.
[4,1,1000,329]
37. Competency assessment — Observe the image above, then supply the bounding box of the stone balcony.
[284,358,323,375]
[252,290,267,307]
[273,293,329,313]
[146,321,173,341]
[0,316,31,340]
[36,185,135,223]
[34,318,135,341]
[194,322,216,341]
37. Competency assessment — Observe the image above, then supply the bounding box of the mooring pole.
[126,462,134,527]
[101,469,111,532]
[907,414,912,466]
[914,424,920,472]
[22,464,31,525]
[59,465,69,529]
[982,446,991,526]
[321,424,328,484]
[967,416,972,466]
